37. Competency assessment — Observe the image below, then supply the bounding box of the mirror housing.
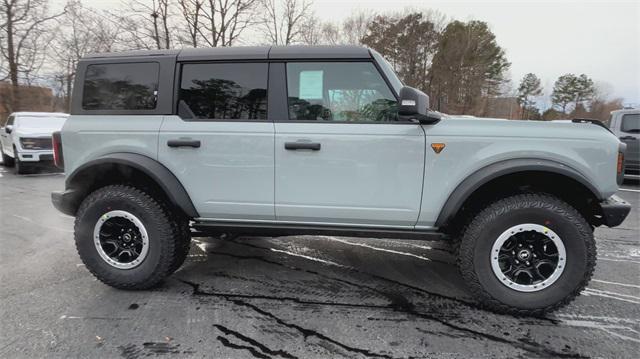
[5,125,12,134]
[398,86,440,124]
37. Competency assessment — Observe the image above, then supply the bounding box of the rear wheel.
[457,193,596,315]
[74,185,189,289]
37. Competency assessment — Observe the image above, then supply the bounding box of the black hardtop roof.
[83,45,372,61]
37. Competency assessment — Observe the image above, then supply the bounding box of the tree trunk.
[5,3,19,111]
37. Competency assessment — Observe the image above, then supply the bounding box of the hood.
[435,115,618,142]
[15,128,58,137]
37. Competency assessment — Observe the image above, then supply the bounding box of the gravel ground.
[0,164,638,359]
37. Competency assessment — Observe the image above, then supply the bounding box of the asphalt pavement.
[0,165,638,358]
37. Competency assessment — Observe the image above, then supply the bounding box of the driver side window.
[286,62,398,122]
[3,115,14,128]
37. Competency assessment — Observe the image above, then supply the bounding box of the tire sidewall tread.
[74,185,181,289]
[457,193,596,316]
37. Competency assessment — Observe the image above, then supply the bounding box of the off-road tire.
[1,147,14,167]
[14,149,30,174]
[457,193,596,316]
[167,210,191,274]
[74,185,187,289]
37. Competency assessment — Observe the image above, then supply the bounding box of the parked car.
[51,46,630,315]
[609,108,639,180]
[1,112,69,174]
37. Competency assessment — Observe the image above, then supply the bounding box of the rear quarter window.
[82,62,159,111]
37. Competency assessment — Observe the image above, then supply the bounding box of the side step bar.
[192,220,447,241]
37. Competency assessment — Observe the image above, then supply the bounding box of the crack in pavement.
[214,324,298,359]
[178,278,396,310]
[216,336,270,359]
[179,279,587,359]
[181,279,397,358]
[228,298,397,358]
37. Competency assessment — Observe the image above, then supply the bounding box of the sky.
[51,0,640,108]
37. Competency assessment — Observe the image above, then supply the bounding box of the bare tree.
[116,0,173,50]
[197,0,260,47]
[298,13,321,45]
[320,22,340,45]
[298,11,373,46]
[341,11,372,44]
[49,0,120,110]
[260,0,312,45]
[0,0,64,112]
[177,0,204,47]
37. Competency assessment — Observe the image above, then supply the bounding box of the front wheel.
[1,146,14,167]
[74,185,189,289]
[13,147,30,174]
[457,193,596,315]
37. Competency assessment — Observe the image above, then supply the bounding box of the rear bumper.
[51,189,78,216]
[599,195,631,227]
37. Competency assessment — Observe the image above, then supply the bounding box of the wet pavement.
[0,165,638,358]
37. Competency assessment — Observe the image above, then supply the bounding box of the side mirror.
[5,125,12,134]
[398,86,440,124]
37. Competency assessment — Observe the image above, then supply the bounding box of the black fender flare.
[434,158,603,227]
[66,153,199,218]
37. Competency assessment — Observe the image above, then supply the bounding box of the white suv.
[0,112,69,174]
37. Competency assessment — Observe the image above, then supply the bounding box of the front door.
[274,61,425,227]
[1,115,15,155]
[158,62,275,220]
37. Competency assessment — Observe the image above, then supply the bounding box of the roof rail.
[572,118,612,134]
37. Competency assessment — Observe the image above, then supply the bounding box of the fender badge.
[431,143,446,154]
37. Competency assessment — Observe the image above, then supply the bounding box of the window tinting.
[286,62,397,122]
[621,114,640,133]
[82,63,159,110]
[178,63,268,120]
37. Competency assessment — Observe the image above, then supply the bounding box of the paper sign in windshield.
[299,70,323,100]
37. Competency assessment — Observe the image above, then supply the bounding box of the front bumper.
[624,159,639,180]
[17,150,54,162]
[599,195,631,227]
[51,189,78,216]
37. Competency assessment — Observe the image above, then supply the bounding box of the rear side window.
[621,114,640,133]
[178,63,268,120]
[82,62,159,110]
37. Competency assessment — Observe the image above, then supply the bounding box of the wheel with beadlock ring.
[74,185,188,289]
[456,193,596,315]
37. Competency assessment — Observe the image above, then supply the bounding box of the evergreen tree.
[517,73,543,119]
[551,73,595,114]
[428,20,510,114]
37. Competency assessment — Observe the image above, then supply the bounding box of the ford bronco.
[51,46,631,315]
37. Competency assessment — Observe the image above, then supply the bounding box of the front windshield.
[18,116,67,129]
[371,50,403,94]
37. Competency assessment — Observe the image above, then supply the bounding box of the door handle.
[284,142,321,151]
[167,139,201,148]
[620,136,636,140]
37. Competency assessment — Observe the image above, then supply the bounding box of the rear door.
[274,61,425,227]
[158,62,275,220]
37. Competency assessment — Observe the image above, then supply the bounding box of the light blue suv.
[51,46,630,315]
